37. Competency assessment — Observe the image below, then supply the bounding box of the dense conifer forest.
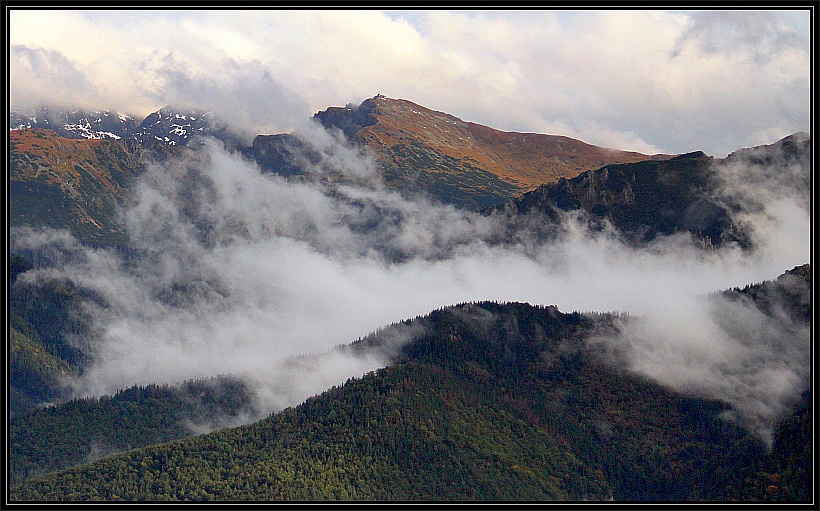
[8,266,811,501]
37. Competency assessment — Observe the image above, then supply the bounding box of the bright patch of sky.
[8,7,812,157]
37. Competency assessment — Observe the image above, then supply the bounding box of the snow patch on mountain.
[10,105,242,148]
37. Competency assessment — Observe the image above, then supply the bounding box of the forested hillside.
[9,265,811,501]
[10,254,92,413]
[9,377,257,486]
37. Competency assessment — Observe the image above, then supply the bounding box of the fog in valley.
[10,122,810,444]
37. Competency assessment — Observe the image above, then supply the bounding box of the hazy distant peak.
[9,106,139,140]
[722,131,812,164]
[144,105,216,121]
[780,131,810,143]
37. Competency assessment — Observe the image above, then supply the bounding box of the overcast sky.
[8,8,811,158]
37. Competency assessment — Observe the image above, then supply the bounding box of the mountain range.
[10,108,139,140]
[10,105,240,147]
[11,96,671,211]
[11,95,808,250]
[6,96,813,502]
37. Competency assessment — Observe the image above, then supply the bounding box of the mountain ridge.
[308,95,674,207]
[9,105,244,148]
[485,132,811,249]
[349,95,671,187]
[6,93,812,500]
[12,96,675,211]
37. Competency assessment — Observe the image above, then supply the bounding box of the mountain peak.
[722,131,812,165]
[307,96,672,208]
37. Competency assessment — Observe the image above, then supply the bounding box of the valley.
[7,97,812,502]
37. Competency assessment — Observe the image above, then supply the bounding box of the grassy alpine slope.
[9,128,181,247]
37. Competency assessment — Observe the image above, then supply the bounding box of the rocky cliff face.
[486,151,747,248]
[486,131,811,250]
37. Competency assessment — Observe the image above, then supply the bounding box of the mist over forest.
[10,121,810,446]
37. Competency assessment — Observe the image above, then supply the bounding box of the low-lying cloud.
[590,282,810,448]
[11,123,810,443]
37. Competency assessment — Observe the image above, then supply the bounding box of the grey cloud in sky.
[672,10,808,62]
[10,45,102,112]
[134,51,313,140]
[8,9,810,157]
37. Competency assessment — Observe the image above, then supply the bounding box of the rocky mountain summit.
[486,132,810,249]
[253,95,673,209]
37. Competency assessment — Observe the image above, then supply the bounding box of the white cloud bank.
[10,122,810,442]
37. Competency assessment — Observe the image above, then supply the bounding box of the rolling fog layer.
[12,123,810,442]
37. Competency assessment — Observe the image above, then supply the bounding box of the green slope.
[8,254,97,414]
[9,272,812,501]
[9,129,182,247]
[8,378,257,486]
